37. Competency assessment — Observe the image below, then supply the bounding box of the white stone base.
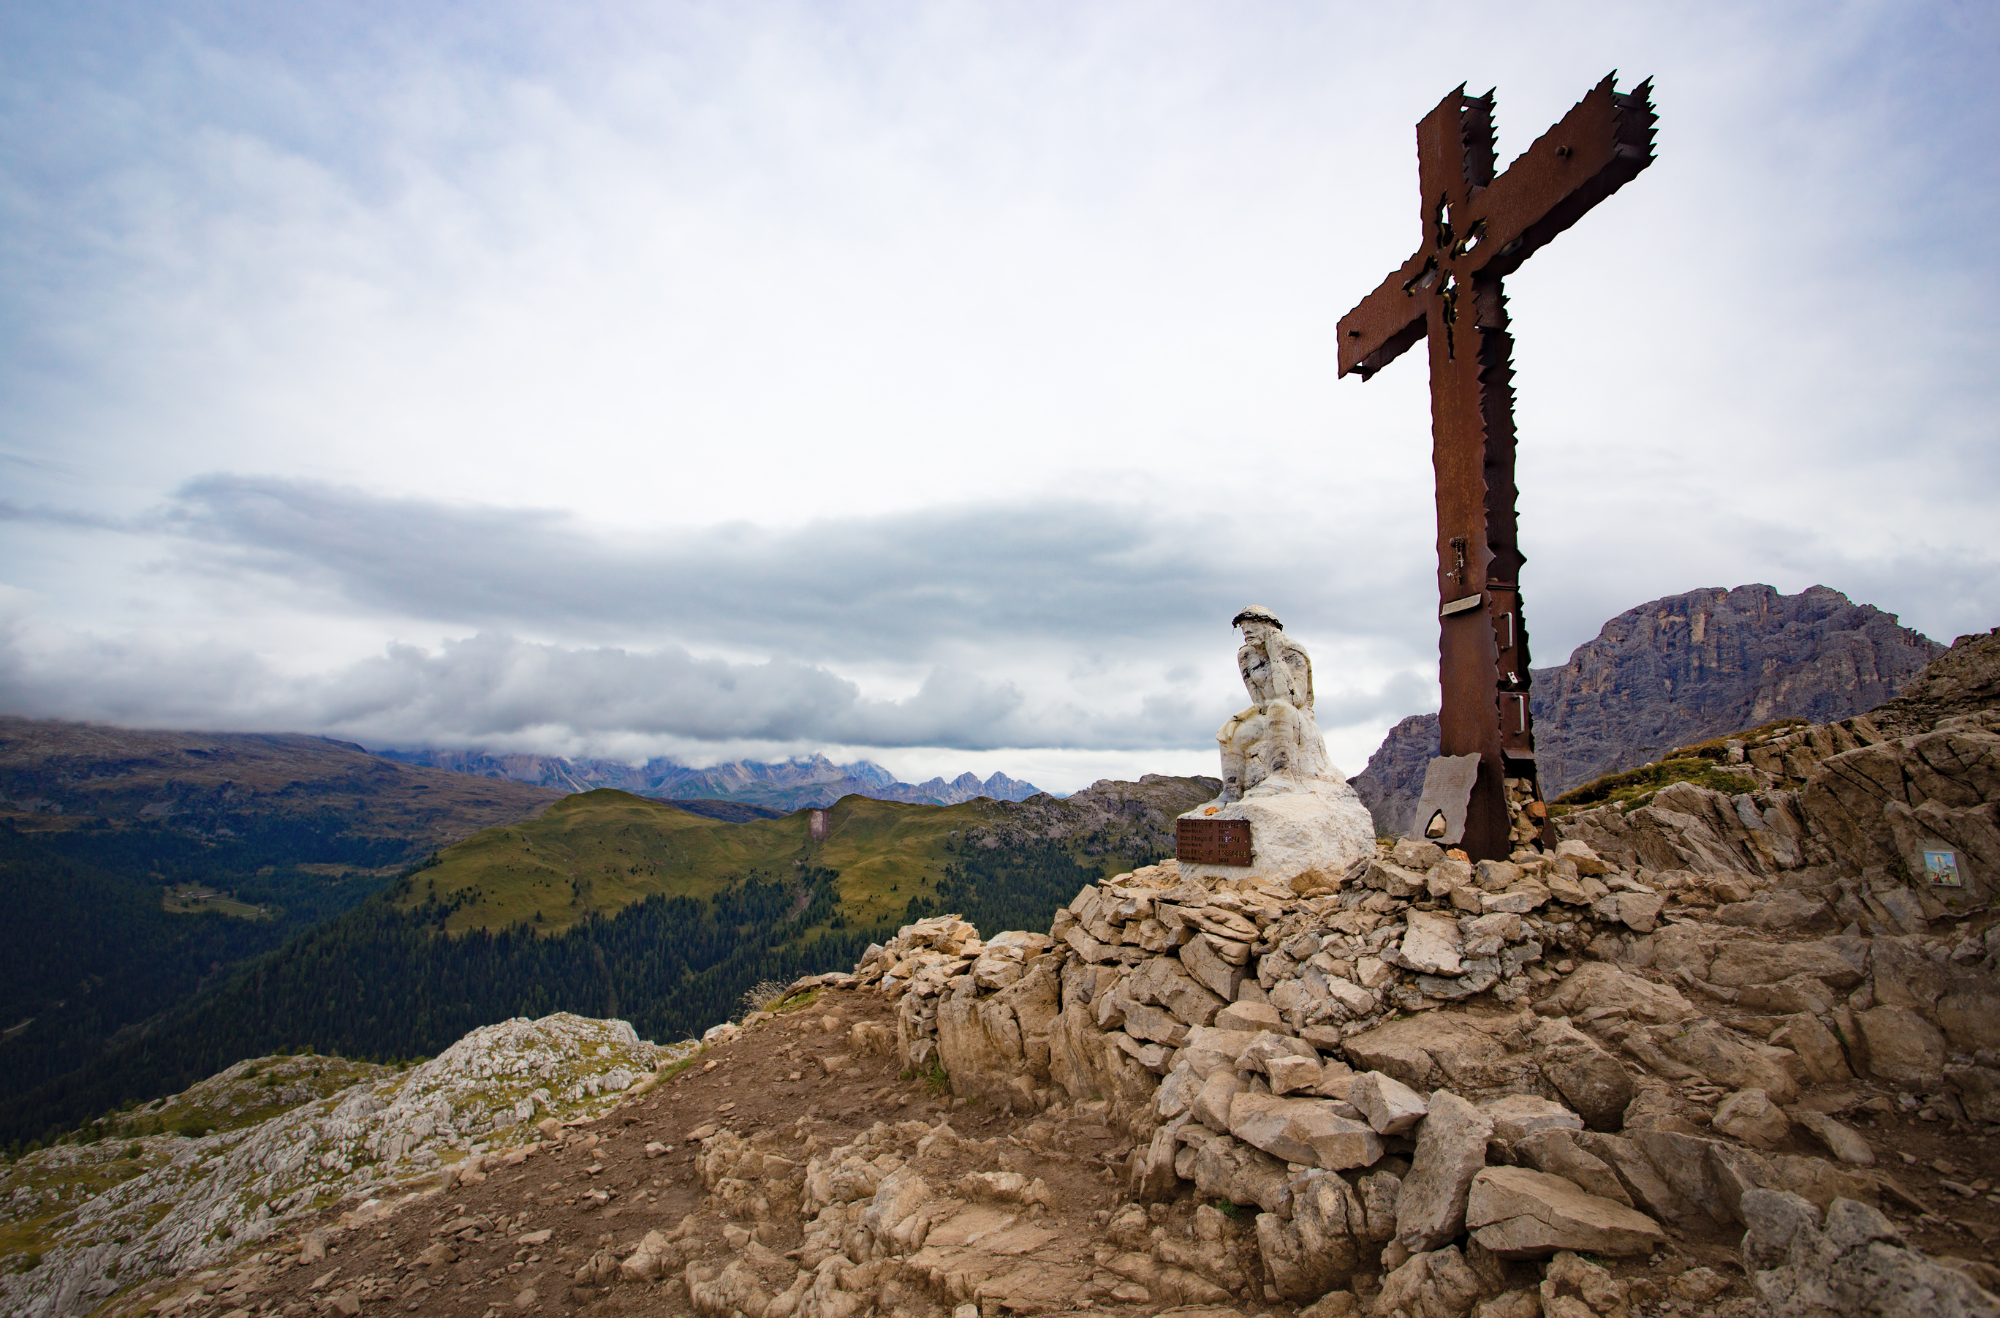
[1177,775,1378,889]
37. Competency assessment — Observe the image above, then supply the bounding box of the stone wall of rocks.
[825,786,2000,1315]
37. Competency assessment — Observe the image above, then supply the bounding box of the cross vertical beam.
[1339,76,1655,860]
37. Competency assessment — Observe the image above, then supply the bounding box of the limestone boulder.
[1213,1000,1288,1034]
[1396,910,1464,976]
[1948,1065,2000,1124]
[1128,955,1229,1028]
[1342,1014,1511,1093]
[1188,1134,1295,1215]
[1370,1246,1486,1318]
[1712,1089,1790,1150]
[1529,1016,1634,1130]
[1396,1091,1493,1251]
[1642,1018,1800,1103]
[1465,1166,1666,1258]
[1856,1004,1947,1088]
[1592,890,1664,932]
[1706,938,1866,990]
[1769,1012,1852,1084]
[1481,1094,1583,1144]
[1047,998,1160,1129]
[1741,1189,2000,1318]
[1541,1251,1632,1318]
[1227,1092,1382,1170]
[1349,1071,1428,1136]
[1792,1111,1875,1167]
[1255,1171,1366,1299]
[1181,935,1247,1002]
[1533,963,1695,1025]
[1513,1129,1632,1206]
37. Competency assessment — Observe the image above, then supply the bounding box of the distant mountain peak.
[369,747,1046,810]
[1349,582,1943,835]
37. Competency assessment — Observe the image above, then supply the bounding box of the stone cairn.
[845,837,1640,1106]
[780,790,2000,1316]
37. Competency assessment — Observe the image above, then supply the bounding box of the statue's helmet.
[1231,605,1282,629]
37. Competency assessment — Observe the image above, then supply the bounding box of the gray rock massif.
[1351,584,1943,834]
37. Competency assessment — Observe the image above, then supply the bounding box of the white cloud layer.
[1,1,1994,791]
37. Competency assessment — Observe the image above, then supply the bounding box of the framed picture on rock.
[1923,849,1963,887]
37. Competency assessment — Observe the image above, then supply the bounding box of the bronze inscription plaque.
[1177,817,1252,867]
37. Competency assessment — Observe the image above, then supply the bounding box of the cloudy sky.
[2,1,1994,793]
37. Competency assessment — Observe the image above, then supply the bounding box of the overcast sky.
[2,1,1994,793]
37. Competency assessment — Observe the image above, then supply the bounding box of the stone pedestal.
[1178,775,1377,889]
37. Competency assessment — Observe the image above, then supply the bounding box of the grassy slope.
[404,788,1015,936]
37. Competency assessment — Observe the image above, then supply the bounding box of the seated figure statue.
[1178,606,1376,888]
[1217,605,1332,800]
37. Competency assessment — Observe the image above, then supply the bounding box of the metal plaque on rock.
[1177,817,1253,867]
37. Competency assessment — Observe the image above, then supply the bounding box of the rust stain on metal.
[1338,74,1656,860]
[1177,817,1253,867]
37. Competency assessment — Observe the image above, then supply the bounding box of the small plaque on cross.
[1177,817,1252,867]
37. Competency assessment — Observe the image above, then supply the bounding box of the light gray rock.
[1182,934,1248,1002]
[1533,962,1696,1024]
[1121,1000,1190,1048]
[1529,1016,1635,1131]
[1741,1188,2000,1317]
[1214,1000,1289,1035]
[1349,1071,1428,1136]
[1398,911,1464,976]
[1465,1166,1666,1258]
[1771,1012,1853,1084]
[1236,1031,1319,1075]
[1513,1129,1632,1206]
[1713,1089,1790,1150]
[1396,1091,1493,1251]
[1481,1093,1583,1143]
[1192,1069,1248,1133]
[1641,1017,1801,1103]
[1266,1052,1322,1096]
[1793,1110,1875,1167]
[1370,1246,1485,1318]
[1856,1003,1947,1088]
[1593,890,1664,931]
[1227,1092,1383,1170]
[1256,1171,1366,1299]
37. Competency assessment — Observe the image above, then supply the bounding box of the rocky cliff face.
[1350,584,1943,836]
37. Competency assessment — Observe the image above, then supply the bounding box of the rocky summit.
[8,631,2000,1318]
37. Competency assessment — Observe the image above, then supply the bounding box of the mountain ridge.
[371,747,1046,811]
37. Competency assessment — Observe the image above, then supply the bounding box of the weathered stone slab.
[1481,1093,1583,1143]
[1397,910,1464,975]
[1465,1166,1666,1258]
[1348,1071,1428,1136]
[1530,1016,1634,1131]
[1227,1092,1382,1170]
[1396,1091,1492,1251]
[1181,935,1247,1002]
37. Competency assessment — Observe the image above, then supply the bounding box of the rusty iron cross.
[1339,75,1655,861]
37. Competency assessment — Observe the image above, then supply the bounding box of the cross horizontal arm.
[1457,75,1655,280]
[1336,249,1429,380]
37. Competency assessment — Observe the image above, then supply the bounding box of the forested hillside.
[0,776,1214,1147]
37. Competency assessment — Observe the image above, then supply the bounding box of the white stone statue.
[1178,606,1377,889]
[1217,605,1333,800]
